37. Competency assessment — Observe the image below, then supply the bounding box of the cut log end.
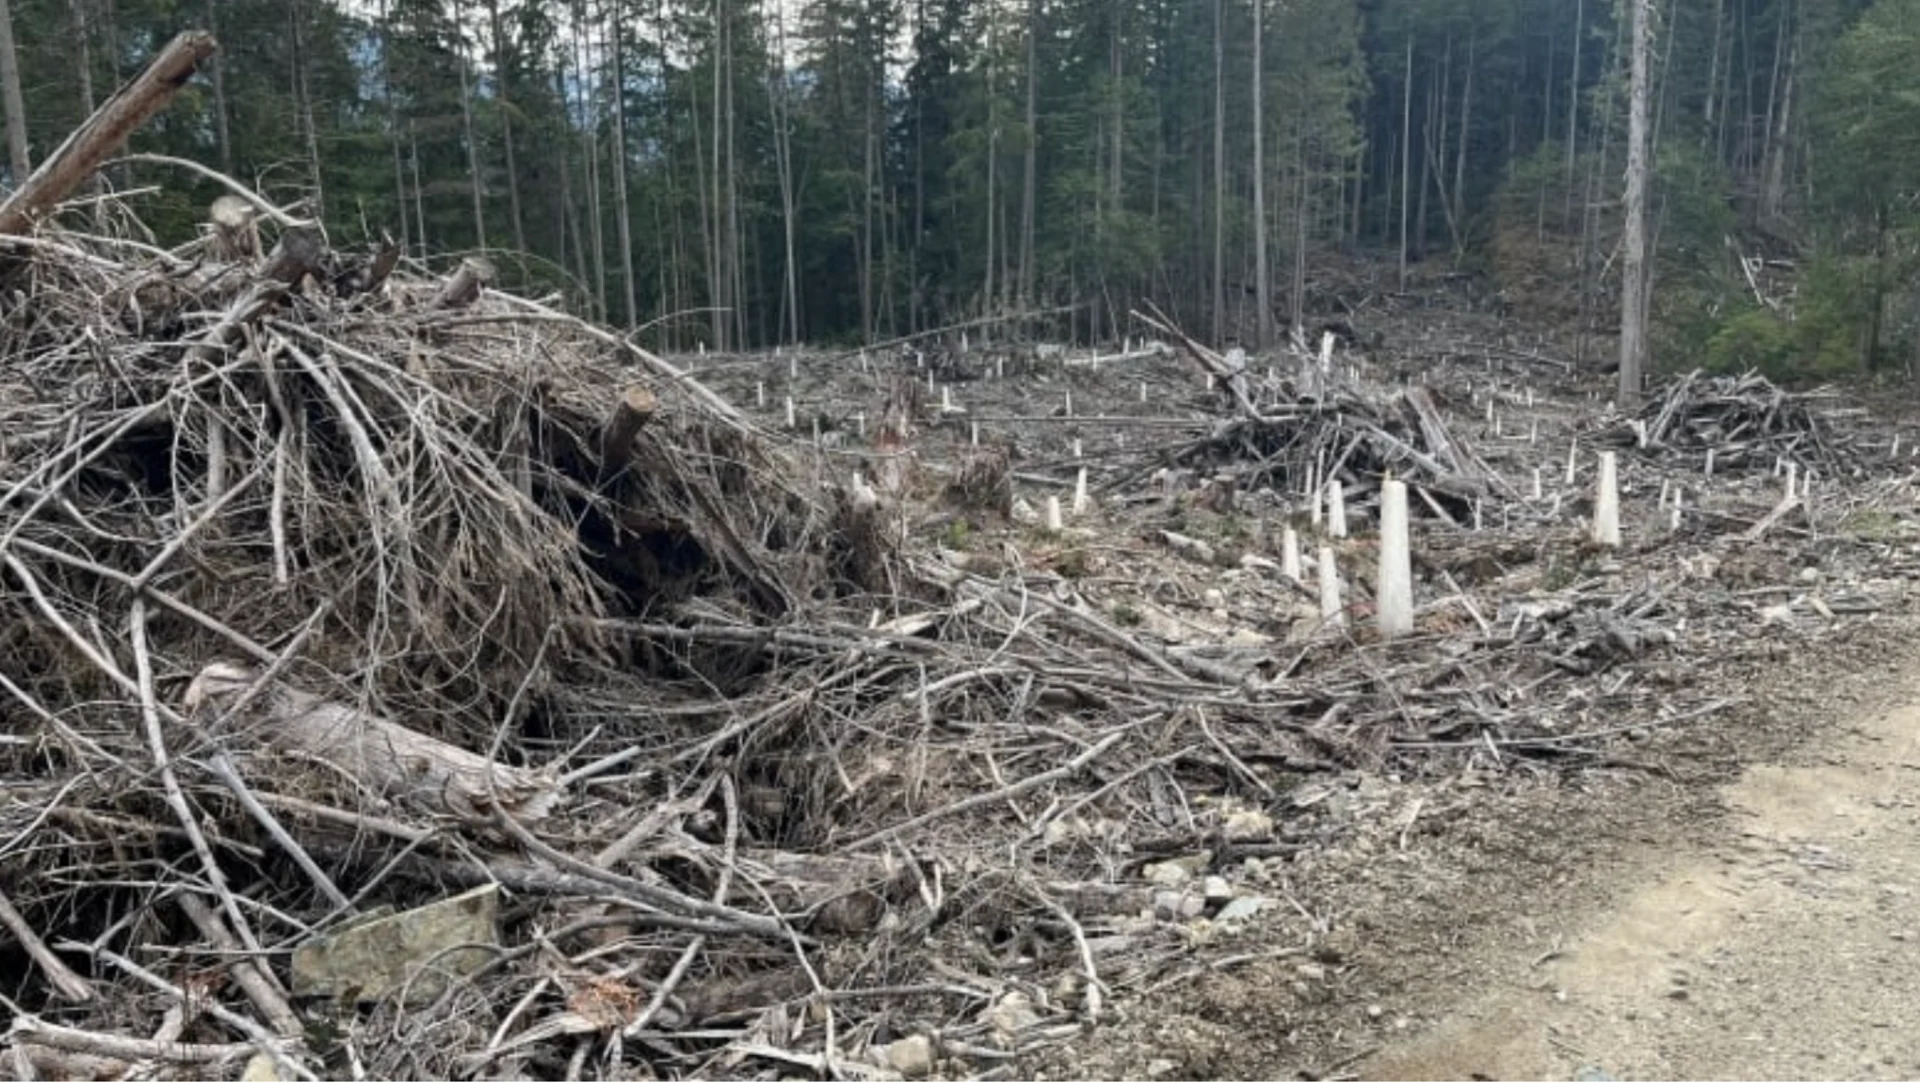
[432,257,494,310]
[600,384,660,475]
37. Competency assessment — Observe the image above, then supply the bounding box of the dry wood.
[0,32,218,236]
[432,256,493,309]
[174,893,302,1037]
[182,662,567,825]
[259,225,325,286]
[0,888,92,1003]
[7,1016,253,1067]
[600,384,659,475]
[0,145,1907,1083]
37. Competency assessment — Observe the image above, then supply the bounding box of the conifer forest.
[0,0,1914,369]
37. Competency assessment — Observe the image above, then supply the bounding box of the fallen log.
[181,662,566,825]
[0,31,218,237]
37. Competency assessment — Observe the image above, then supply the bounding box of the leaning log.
[0,32,218,237]
[182,662,565,825]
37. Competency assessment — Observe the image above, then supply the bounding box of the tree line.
[0,0,1913,376]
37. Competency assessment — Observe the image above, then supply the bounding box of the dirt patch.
[1034,617,1920,1081]
[1369,642,1920,1082]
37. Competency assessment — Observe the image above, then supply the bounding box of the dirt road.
[1366,681,1920,1081]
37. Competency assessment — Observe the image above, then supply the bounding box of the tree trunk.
[287,0,325,220]
[770,8,798,344]
[984,9,997,317]
[1762,18,1795,221]
[409,125,428,256]
[1250,0,1269,348]
[1414,51,1435,263]
[1290,120,1307,336]
[1454,28,1473,252]
[1563,0,1583,223]
[1018,0,1037,308]
[609,3,636,328]
[456,0,486,249]
[0,0,31,180]
[1212,0,1225,342]
[484,0,525,253]
[1617,0,1651,407]
[707,0,727,347]
[575,3,606,321]
[1703,0,1724,152]
[380,0,409,254]
[201,0,230,174]
[1398,36,1411,290]
[72,0,99,211]
[0,31,217,236]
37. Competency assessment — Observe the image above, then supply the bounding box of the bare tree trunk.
[201,0,230,174]
[1757,0,1785,199]
[862,65,877,340]
[724,7,744,346]
[1398,36,1411,291]
[770,8,798,343]
[485,0,525,253]
[984,9,997,317]
[1414,48,1437,262]
[455,0,486,249]
[1703,0,1724,153]
[0,0,32,180]
[1575,11,1626,367]
[289,0,326,219]
[380,0,409,253]
[1563,0,1583,223]
[1618,0,1651,407]
[574,2,606,321]
[1251,0,1270,348]
[0,31,217,236]
[1762,8,1795,221]
[707,0,727,347]
[1108,5,1122,234]
[1561,0,1585,229]
[1536,24,1554,244]
[1290,120,1307,336]
[1212,0,1225,342]
[1453,28,1473,251]
[1018,0,1037,308]
[608,2,636,328]
[409,125,428,256]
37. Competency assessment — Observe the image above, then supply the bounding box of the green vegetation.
[0,0,1907,371]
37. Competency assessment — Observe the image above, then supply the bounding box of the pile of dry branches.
[1605,369,1868,475]
[2,40,1912,1083]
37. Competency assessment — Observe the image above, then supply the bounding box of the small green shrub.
[1703,308,1798,377]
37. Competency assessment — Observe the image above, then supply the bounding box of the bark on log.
[259,226,325,286]
[432,257,492,310]
[182,662,564,825]
[724,848,910,934]
[206,194,260,261]
[600,384,658,476]
[0,32,218,236]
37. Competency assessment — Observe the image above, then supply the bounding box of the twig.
[846,730,1129,850]
[174,893,302,1037]
[0,889,92,1002]
[7,1016,252,1066]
